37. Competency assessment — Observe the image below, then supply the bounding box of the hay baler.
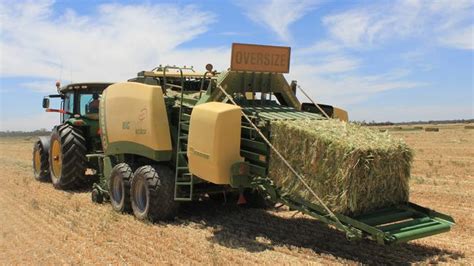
[34,43,454,245]
[92,44,452,245]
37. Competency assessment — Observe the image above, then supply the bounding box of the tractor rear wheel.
[49,124,87,190]
[33,140,50,181]
[109,163,133,213]
[131,165,179,222]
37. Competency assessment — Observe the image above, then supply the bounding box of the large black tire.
[130,165,179,222]
[109,163,133,213]
[33,139,50,181]
[49,124,87,190]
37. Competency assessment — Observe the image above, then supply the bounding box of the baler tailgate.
[256,181,455,245]
[351,203,454,244]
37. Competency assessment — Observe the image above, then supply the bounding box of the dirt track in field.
[1,124,473,264]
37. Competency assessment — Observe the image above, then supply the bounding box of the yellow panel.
[102,82,171,151]
[187,102,243,184]
[333,107,349,122]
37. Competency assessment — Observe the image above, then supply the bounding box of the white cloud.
[0,0,218,83]
[295,40,342,55]
[322,0,474,50]
[438,25,474,50]
[236,0,319,42]
[290,41,422,108]
[289,0,473,112]
[292,55,360,75]
[19,80,57,93]
[289,65,424,107]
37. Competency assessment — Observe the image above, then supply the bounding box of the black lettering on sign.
[230,43,291,73]
[264,53,270,65]
[236,51,242,64]
[274,54,280,66]
[250,53,257,65]
[243,52,250,64]
[280,54,286,66]
[257,53,263,65]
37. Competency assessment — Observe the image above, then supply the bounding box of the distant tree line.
[352,119,474,126]
[0,129,52,137]
[1,119,472,136]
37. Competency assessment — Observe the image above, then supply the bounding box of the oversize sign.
[230,43,291,73]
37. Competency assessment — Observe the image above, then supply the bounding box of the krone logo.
[138,108,147,121]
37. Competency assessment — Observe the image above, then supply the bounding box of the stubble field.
[0,123,472,264]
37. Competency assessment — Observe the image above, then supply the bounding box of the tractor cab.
[35,82,112,189]
[42,82,112,140]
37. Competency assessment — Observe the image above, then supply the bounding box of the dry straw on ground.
[269,119,413,216]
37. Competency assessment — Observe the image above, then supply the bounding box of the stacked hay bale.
[269,119,413,216]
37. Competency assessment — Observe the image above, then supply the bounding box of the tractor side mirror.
[42,97,50,109]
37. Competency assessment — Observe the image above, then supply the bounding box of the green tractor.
[32,82,112,189]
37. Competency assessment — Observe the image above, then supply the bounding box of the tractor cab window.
[62,92,74,121]
[80,93,100,119]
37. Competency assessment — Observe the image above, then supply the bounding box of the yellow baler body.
[187,102,243,184]
[100,82,172,160]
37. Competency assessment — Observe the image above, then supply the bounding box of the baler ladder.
[163,66,194,201]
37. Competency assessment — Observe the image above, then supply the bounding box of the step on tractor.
[33,43,454,245]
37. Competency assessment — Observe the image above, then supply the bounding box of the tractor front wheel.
[33,140,50,181]
[130,165,179,222]
[49,124,87,190]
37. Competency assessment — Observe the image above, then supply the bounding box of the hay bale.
[464,125,474,130]
[413,126,423,130]
[425,127,439,132]
[269,119,413,216]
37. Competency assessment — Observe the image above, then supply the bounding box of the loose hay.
[269,119,413,216]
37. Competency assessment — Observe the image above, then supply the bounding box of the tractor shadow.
[176,201,463,265]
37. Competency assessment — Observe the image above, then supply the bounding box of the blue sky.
[0,0,473,130]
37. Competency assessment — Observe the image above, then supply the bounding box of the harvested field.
[1,123,473,264]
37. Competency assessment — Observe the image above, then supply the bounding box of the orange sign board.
[230,43,291,73]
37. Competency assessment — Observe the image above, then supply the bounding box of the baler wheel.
[109,163,133,213]
[49,124,87,190]
[33,140,50,181]
[130,165,179,222]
